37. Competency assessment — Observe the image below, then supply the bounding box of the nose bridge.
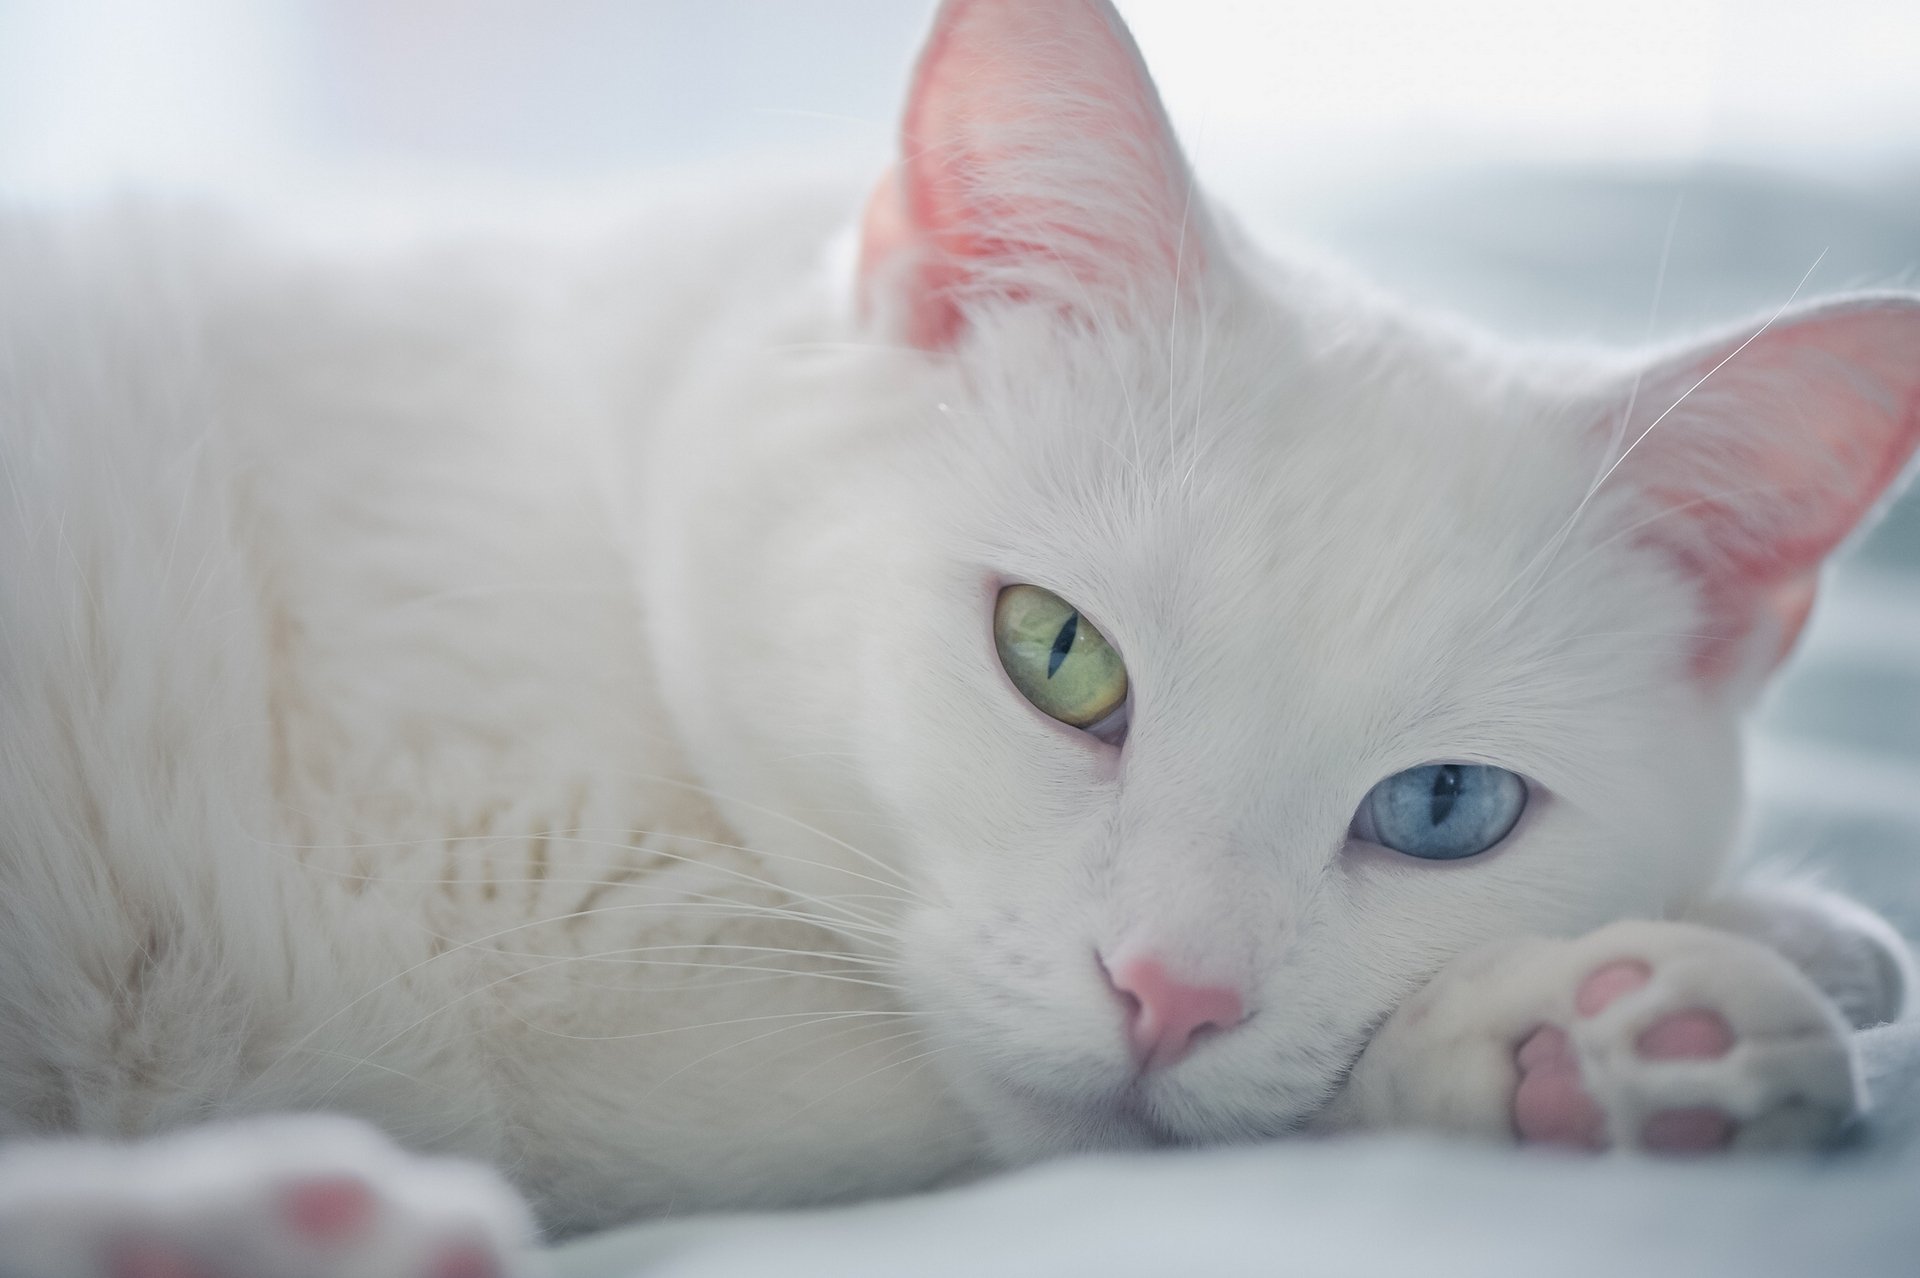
[1110,710,1333,886]
[1082,779,1297,1070]
[1102,840,1248,965]
[1098,793,1278,964]
[1118,715,1295,850]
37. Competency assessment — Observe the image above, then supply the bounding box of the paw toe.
[280,1173,381,1245]
[427,1241,507,1278]
[1635,1008,1734,1060]
[1642,1106,1735,1152]
[1574,959,1652,1016]
[1512,1025,1606,1148]
[106,1238,214,1278]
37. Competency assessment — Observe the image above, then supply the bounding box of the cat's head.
[646,0,1920,1159]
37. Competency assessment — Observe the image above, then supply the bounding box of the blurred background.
[3,0,1916,919]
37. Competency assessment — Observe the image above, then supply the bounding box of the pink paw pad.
[280,1174,380,1245]
[1636,1009,1734,1060]
[1512,1024,1605,1148]
[1642,1106,1735,1153]
[1573,959,1651,1016]
[427,1241,505,1278]
[105,1238,215,1278]
[1513,958,1740,1151]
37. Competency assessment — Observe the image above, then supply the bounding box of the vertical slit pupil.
[1046,611,1079,678]
[1429,765,1462,826]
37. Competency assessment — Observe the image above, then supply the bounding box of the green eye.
[993,584,1128,730]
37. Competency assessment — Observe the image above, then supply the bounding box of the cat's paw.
[1505,921,1862,1151]
[1344,920,1862,1153]
[0,1115,540,1278]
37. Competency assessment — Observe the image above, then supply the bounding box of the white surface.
[549,1021,1920,1278]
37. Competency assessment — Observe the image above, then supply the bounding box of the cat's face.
[851,288,1747,1156]
[646,0,1920,1160]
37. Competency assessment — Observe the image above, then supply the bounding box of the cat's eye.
[1350,764,1527,860]
[993,584,1128,734]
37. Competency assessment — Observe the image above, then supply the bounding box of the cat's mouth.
[1005,1069,1304,1155]
[1097,1088,1187,1147]
[1036,1085,1188,1151]
[956,999,1376,1155]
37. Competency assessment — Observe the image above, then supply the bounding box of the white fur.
[0,0,1913,1250]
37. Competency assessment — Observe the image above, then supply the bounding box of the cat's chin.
[972,1087,1176,1164]
[963,1071,1304,1165]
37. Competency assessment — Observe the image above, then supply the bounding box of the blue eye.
[1351,764,1528,860]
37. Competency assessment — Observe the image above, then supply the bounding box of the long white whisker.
[498,1004,906,1049]
[606,772,920,893]
[1514,479,1807,607]
[783,1040,950,1122]
[1488,190,1688,613]
[782,1025,931,1088]
[263,881,905,1091]
[307,941,908,1101]
[636,1005,913,1100]
[1494,246,1827,632]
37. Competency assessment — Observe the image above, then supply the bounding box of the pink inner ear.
[1613,298,1920,681]
[859,0,1201,348]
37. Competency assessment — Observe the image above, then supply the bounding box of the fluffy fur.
[0,0,1915,1241]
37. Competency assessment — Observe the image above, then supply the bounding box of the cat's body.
[1,0,1918,1269]
[0,188,986,1228]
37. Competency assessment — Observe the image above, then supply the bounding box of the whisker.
[467,946,904,993]
[636,1006,914,1100]
[1487,191,1685,615]
[522,964,887,999]
[473,935,896,972]
[782,1040,951,1122]
[265,886,903,1092]
[580,770,922,895]
[306,942,908,1100]
[1493,247,1828,633]
[782,1024,931,1087]
[502,1004,910,1046]
[1509,480,1800,610]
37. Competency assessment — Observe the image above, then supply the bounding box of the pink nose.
[1103,954,1246,1069]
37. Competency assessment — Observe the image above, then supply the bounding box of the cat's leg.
[1684,881,1912,1031]
[1313,920,1863,1152]
[0,1115,540,1278]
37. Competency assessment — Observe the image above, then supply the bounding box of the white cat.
[1,0,1917,1272]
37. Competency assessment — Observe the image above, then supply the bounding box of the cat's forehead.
[952,303,1590,624]
[935,302,1657,787]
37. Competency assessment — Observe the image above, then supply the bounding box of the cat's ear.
[1603,295,1920,686]
[858,0,1209,349]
